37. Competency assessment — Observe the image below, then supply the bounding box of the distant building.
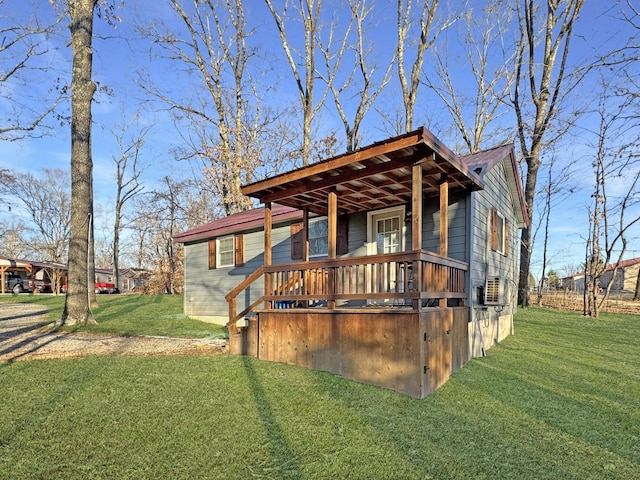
[599,257,640,293]
[559,257,640,295]
[95,268,150,293]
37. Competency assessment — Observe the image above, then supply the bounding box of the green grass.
[0,294,226,339]
[1,307,638,479]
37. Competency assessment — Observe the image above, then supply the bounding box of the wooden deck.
[230,307,469,398]
[227,250,469,398]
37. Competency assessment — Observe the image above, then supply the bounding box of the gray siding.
[183,224,291,322]
[183,197,471,322]
[420,193,467,261]
[468,160,521,356]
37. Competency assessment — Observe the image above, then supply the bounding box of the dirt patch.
[530,291,640,315]
[0,303,227,364]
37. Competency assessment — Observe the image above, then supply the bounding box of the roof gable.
[461,144,528,227]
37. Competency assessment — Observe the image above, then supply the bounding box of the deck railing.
[226,250,468,326]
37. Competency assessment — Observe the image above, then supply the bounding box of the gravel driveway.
[0,303,227,363]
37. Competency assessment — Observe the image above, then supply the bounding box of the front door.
[367,207,405,301]
[368,207,404,255]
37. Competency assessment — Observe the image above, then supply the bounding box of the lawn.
[0,304,638,479]
[0,293,226,339]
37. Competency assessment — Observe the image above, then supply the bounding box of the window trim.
[209,234,244,269]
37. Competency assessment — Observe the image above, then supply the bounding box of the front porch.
[226,249,470,398]
[225,127,483,397]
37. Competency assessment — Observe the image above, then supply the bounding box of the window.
[209,234,244,269]
[309,219,328,257]
[376,216,401,254]
[291,217,348,260]
[218,236,235,267]
[490,208,508,255]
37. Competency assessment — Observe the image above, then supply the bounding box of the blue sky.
[1,0,639,280]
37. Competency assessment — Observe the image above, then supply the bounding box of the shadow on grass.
[242,356,303,479]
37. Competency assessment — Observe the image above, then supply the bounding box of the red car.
[61,282,119,294]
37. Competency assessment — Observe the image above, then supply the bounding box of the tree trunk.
[113,202,121,293]
[61,0,97,325]
[517,153,540,307]
[88,172,98,309]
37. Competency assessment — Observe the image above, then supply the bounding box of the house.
[94,267,150,293]
[599,257,640,294]
[174,127,528,398]
[560,258,640,295]
[559,273,588,292]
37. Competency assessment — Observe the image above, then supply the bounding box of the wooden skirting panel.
[230,307,469,398]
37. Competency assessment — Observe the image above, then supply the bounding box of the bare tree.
[318,0,394,152]
[0,168,71,263]
[396,0,455,132]
[512,0,586,307]
[61,0,98,326]
[0,218,30,258]
[584,78,640,317]
[140,0,268,215]
[533,153,574,305]
[264,0,329,165]
[107,110,147,291]
[0,0,67,140]
[130,177,199,294]
[425,0,514,153]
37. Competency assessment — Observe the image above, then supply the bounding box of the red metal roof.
[605,257,640,271]
[173,203,303,243]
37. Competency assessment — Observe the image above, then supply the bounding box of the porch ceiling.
[242,127,484,215]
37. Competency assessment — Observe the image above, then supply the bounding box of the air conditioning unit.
[484,277,505,305]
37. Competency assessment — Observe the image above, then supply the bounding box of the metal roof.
[173,203,303,244]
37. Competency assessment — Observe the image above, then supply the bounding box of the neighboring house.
[94,268,149,293]
[174,127,528,397]
[599,257,640,294]
[559,273,588,293]
[560,258,640,295]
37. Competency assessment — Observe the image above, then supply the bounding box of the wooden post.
[439,178,448,307]
[302,207,309,307]
[265,202,272,308]
[328,190,337,309]
[302,207,310,261]
[439,177,448,257]
[0,267,7,294]
[412,164,423,310]
[412,164,423,250]
[229,297,237,326]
